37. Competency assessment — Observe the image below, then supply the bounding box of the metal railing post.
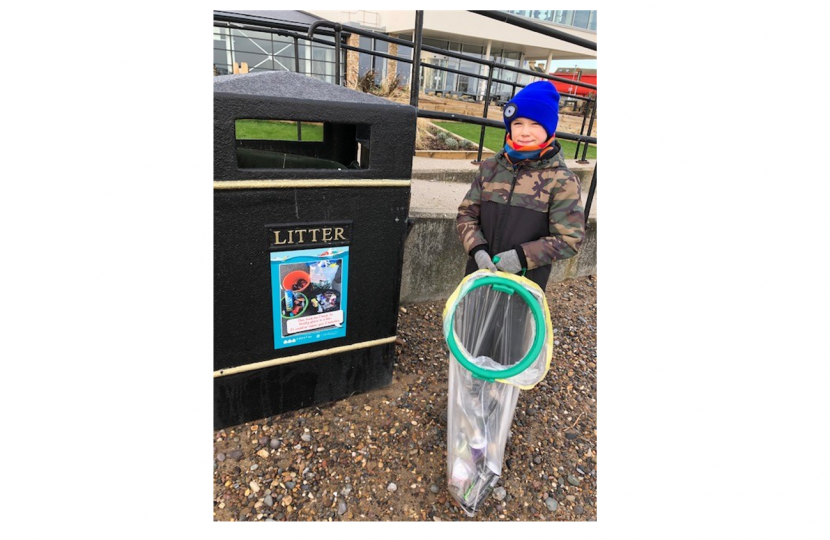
[307,21,343,86]
[215,13,597,185]
[335,25,342,85]
[575,96,591,159]
[410,11,424,108]
[579,97,597,163]
[294,37,302,141]
[476,59,496,163]
[584,165,596,230]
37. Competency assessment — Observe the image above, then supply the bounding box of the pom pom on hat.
[503,81,560,138]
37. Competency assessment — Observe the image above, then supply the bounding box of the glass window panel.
[214,26,230,39]
[232,36,272,55]
[589,12,597,31]
[297,41,311,60]
[214,45,229,67]
[310,74,334,84]
[532,10,553,22]
[250,59,275,72]
[272,57,293,72]
[312,63,333,76]
[462,44,483,57]
[375,39,388,54]
[232,52,272,71]
[457,75,469,92]
[573,11,591,29]
[230,28,271,41]
[554,10,574,25]
[444,71,456,91]
[396,62,411,85]
[397,44,412,59]
[374,57,388,84]
[459,59,479,73]
[312,46,333,62]
[273,40,295,59]
[359,53,372,77]
[423,38,448,49]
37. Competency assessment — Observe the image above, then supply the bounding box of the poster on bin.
[270,247,349,350]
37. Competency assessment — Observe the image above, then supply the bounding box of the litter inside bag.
[446,360,520,515]
[442,271,553,516]
[309,260,339,289]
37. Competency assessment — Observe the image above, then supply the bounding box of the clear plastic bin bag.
[446,360,520,515]
[442,271,553,516]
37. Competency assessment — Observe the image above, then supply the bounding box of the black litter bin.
[214,71,416,429]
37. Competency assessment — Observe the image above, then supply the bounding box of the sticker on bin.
[286,310,343,334]
[269,246,349,350]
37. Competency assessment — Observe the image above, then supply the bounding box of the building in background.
[213,10,597,100]
[213,10,346,83]
[307,10,596,99]
[505,10,597,31]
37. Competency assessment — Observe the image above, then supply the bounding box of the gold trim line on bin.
[214,180,412,190]
[213,336,399,378]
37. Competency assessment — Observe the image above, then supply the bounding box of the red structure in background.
[549,67,596,97]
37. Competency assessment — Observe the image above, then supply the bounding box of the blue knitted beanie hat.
[503,80,560,138]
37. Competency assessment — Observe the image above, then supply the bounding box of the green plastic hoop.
[446,274,546,381]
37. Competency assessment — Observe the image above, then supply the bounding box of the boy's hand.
[494,250,523,273]
[474,250,497,272]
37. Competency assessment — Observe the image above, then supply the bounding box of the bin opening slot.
[234,119,368,170]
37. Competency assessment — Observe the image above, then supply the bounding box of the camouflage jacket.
[456,141,585,288]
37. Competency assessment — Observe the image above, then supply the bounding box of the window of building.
[214,27,233,75]
[273,34,296,72]
[358,36,388,85]
[532,10,553,22]
[395,39,413,86]
[573,10,591,29]
[374,40,388,85]
[422,37,449,49]
[553,10,574,26]
[213,25,343,84]
[505,9,596,31]
[462,44,483,58]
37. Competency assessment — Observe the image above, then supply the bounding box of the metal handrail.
[214,10,597,225]
[418,109,596,144]
[469,10,597,51]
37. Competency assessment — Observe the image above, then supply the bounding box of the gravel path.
[213,275,597,521]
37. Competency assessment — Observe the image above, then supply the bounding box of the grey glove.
[494,249,523,274]
[474,250,497,272]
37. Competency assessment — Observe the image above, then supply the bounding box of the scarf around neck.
[503,133,556,163]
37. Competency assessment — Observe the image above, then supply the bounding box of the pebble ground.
[213,275,597,521]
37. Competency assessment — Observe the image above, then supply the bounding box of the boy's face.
[510,117,548,147]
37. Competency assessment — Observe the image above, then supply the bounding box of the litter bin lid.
[214,71,406,107]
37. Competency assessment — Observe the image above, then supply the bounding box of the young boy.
[456,80,586,291]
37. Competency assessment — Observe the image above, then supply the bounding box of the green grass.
[434,121,596,160]
[235,119,324,141]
